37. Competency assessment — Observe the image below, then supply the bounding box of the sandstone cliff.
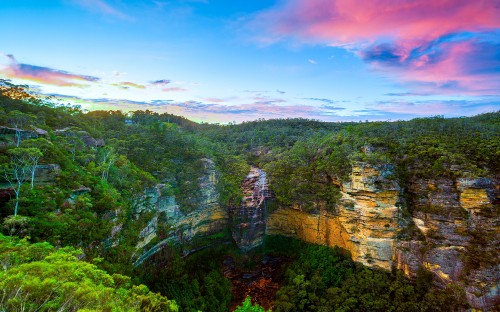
[395,176,499,310]
[132,158,229,267]
[127,158,499,309]
[267,162,400,270]
[267,162,499,310]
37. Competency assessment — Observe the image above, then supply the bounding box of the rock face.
[394,176,500,310]
[132,158,229,267]
[267,163,499,310]
[33,164,60,183]
[268,162,400,270]
[230,167,270,251]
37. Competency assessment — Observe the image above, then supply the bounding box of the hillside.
[1,82,499,311]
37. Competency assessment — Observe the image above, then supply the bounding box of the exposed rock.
[33,164,60,183]
[32,127,48,136]
[82,136,105,147]
[55,128,105,147]
[124,157,500,309]
[230,167,271,251]
[66,186,91,205]
[394,176,500,311]
[267,163,499,310]
[132,158,229,267]
[0,126,41,146]
[268,162,400,270]
[267,208,354,253]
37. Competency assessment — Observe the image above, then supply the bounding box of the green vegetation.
[0,233,177,311]
[137,245,233,312]
[261,116,499,213]
[269,237,468,312]
[234,297,267,312]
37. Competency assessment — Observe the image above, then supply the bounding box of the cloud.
[150,79,171,85]
[162,87,187,92]
[308,59,317,64]
[0,54,100,87]
[253,0,500,95]
[71,0,132,20]
[51,93,349,123]
[114,81,146,89]
[368,99,500,116]
[204,97,227,103]
[304,97,337,104]
[321,105,345,111]
[360,33,500,94]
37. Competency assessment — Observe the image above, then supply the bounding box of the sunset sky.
[1,0,499,123]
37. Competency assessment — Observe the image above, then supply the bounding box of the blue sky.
[1,0,499,123]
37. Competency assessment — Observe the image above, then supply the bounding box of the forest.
[0,80,499,311]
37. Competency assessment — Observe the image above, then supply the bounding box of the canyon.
[130,159,499,310]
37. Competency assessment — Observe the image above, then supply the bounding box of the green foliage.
[235,297,267,312]
[265,137,342,212]
[138,245,232,312]
[272,241,468,312]
[0,233,178,312]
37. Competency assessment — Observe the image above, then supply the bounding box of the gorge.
[129,160,498,310]
[1,89,499,311]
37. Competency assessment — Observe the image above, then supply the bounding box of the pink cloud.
[256,0,500,45]
[204,97,227,103]
[254,0,500,94]
[162,87,187,92]
[0,54,99,87]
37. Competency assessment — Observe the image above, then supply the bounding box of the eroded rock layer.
[230,167,270,251]
[127,158,499,310]
[267,162,499,310]
[395,176,499,310]
[268,162,400,270]
[132,158,229,267]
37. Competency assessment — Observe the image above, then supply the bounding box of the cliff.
[131,158,229,267]
[268,162,400,270]
[267,163,500,310]
[395,176,499,309]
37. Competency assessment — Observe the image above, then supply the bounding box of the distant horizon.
[1,0,499,123]
[78,103,499,125]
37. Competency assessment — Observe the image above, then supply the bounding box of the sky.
[0,0,499,123]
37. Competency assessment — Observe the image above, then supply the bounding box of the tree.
[2,147,43,215]
[6,110,37,146]
[21,138,52,186]
[98,146,117,181]
[55,127,86,162]
[235,297,267,312]
[0,233,179,312]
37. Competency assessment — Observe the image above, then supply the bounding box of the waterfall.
[231,166,273,251]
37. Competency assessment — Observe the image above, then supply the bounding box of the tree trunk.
[14,183,20,216]
[31,167,35,189]
[15,130,21,147]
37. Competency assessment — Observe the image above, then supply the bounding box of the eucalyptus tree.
[2,147,43,215]
[6,110,37,146]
